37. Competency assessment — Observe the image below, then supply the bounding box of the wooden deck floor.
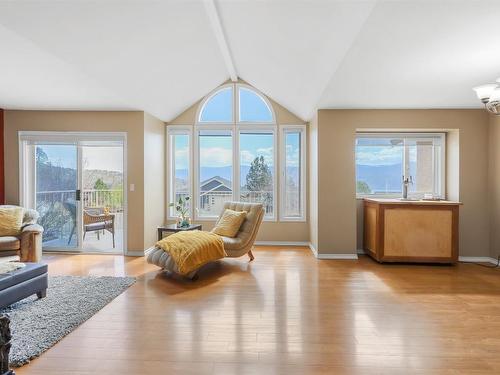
[15,247,500,374]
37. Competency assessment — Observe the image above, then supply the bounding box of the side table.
[157,224,202,241]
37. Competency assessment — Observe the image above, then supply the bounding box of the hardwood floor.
[14,247,500,374]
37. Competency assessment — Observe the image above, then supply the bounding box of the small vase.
[177,215,190,228]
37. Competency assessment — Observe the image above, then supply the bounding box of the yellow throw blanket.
[156,230,226,275]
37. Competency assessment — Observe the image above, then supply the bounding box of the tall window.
[167,128,191,217]
[281,127,306,220]
[198,130,233,217]
[355,133,445,198]
[240,131,275,216]
[196,83,277,219]
[168,83,306,222]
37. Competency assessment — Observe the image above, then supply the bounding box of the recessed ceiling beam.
[204,0,237,82]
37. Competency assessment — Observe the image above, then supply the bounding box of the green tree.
[246,156,272,192]
[36,147,49,165]
[94,178,108,190]
[357,180,371,194]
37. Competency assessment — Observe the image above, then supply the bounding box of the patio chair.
[83,208,115,248]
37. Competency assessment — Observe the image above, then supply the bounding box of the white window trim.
[194,126,235,221]
[237,83,276,124]
[171,84,306,223]
[196,84,234,124]
[279,125,307,222]
[193,84,278,221]
[166,125,193,220]
[355,132,446,199]
[238,126,278,221]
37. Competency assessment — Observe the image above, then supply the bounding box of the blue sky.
[176,133,275,170]
[38,145,76,169]
[356,145,403,166]
[200,86,273,123]
[175,85,277,170]
[37,145,123,172]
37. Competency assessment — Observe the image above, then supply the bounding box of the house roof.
[200,176,232,193]
[0,1,497,121]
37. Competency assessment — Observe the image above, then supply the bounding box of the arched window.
[199,86,233,123]
[238,87,274,123]
[198,84,275,124]
[168,83,306,224]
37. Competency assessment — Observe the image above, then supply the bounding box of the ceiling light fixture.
[473,78,500,115]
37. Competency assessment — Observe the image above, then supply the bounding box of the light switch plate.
[130,183,135,192]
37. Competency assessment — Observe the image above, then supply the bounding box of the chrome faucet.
[402,175,413,199]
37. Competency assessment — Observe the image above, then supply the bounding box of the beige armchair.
[213,201,265,261]
[0,206,43,263]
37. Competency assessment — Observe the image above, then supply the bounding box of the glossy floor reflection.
[15,248,500,374]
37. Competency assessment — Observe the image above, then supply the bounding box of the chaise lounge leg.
[248,250,255,261]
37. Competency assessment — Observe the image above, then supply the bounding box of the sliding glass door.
[34,143,79,249]
[19,132,126,254]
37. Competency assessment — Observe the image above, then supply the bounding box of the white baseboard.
[309,243,318,257]
[459,256,498,265]
[125,251,145,257]
[255,241,310,247]
[308,243,358,259]
[316,253,359,260]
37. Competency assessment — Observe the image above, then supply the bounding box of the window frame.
[197,84,234,124]
[237,84,275,124]
[194,125,235,221]
[279,125,307,222]
[193,83,279,221]
[166,125,193,220]
[237,126,278,221]
[355,132,446,199]
[170,84,306,223]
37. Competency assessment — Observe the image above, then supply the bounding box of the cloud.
[174,148,189,169]
[240,150,255,164]
[200,147,232,166]
[286,144,299,167]
[356,146,402,166]
[256,147,274,165]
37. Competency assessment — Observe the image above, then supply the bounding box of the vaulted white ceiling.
[0,0,499,122]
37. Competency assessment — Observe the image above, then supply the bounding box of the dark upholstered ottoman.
[0,263,48,309]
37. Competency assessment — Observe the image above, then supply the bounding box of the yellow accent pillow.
[0,206,24,236]
[212,209,247,238]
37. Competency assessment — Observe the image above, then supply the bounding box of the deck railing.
[175,190,276,216]
[36,189,124,244]
[36,189,124,213]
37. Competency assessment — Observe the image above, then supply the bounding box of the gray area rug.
[0,275,136,367]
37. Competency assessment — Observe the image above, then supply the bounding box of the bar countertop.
[363,198,462,205]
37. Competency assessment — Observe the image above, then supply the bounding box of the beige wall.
[3,110,154,252]
[488,114,500,259]
[315,109,490,257]
[167,85,310,243]
[143,112,166,249]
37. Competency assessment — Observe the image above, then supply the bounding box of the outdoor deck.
[43,213,124,254]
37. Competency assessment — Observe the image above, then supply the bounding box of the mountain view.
[356,163,403,193]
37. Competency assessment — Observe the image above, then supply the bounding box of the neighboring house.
[200,176,232,215]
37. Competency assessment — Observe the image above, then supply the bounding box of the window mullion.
[234,126,239,204]
[403,137,409,180]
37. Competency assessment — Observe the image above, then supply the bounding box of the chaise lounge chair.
[146,202,264,278]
